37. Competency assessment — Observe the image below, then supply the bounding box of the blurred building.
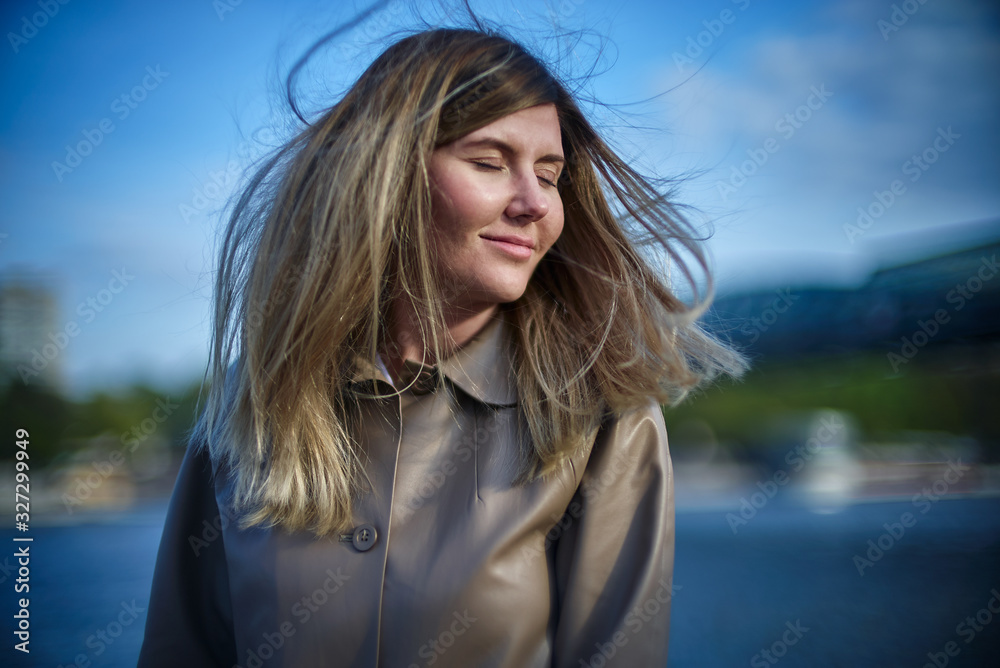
[0,273,63,388]
[709,220,1000,359]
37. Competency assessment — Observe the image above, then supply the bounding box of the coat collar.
[438,312,517,407]
[349,312,518,408]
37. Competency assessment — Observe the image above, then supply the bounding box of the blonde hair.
[198,27,745,536]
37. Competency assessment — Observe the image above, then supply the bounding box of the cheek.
[540,207,565,254]
[429,185,460,237]
[429,177,484,238]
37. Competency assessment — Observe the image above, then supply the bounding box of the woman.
[139,25,743,668]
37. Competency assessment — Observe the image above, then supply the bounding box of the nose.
[505,171,549,223]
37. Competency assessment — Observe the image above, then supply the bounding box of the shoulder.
[578,398,670,484]
[599,398,669,450]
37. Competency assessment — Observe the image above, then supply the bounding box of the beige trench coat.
[138,315,675,667]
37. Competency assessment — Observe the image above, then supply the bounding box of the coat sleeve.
[551,399,676,667]
[137,437,238,667]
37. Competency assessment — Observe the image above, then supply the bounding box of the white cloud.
[643,0,1000,290]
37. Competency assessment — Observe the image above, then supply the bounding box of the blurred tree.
[0,379,72,466]
[664,347,997,461]
[1,378,207,468]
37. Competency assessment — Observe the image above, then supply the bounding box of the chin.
[490,280,532,304]
[447,270,533,308]
[461,283,528,307]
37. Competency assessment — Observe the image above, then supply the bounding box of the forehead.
[454,104,563,155]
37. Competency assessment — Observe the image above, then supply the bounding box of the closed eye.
[471,160,558,188]
[472,161,503,171]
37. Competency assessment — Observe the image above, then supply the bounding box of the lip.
[480,234,535,260]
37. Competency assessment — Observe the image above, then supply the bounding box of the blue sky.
[2,0,998,395]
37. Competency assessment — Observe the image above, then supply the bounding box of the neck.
[383,298,498,384]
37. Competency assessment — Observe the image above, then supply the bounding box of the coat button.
[352,524,378,552]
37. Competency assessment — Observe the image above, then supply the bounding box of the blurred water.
[670,497,1000,667]
[0,498,998,667]
[0,503,165,668]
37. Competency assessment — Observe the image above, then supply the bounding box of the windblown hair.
[198,26,745,536]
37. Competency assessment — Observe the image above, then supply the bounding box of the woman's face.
[427,103,565,311]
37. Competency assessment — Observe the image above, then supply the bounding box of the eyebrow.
[461,137,565,166]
